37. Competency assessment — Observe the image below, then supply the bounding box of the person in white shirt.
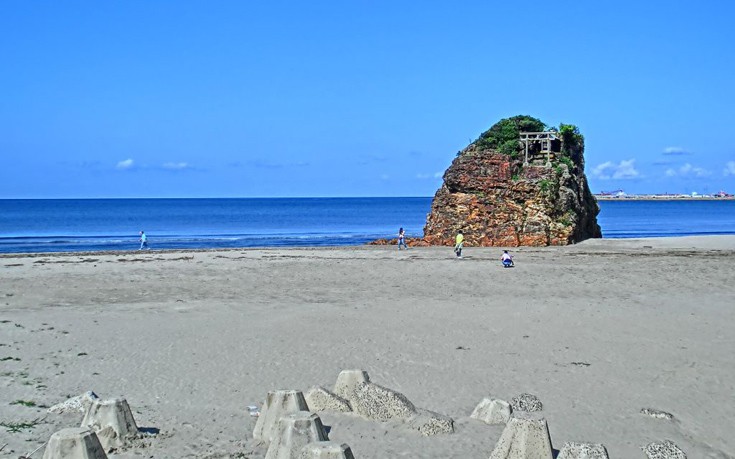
[501,250,513,267]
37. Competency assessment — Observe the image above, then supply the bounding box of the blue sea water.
[0,198,734,254]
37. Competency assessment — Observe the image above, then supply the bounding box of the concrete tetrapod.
[642,440,687,459]
[304,386,352,413]
[42,427,108,459]
[298,441,355,459]
[253,390,310,443]
[80,398,138,450]
[332,369,453,435]
[558,442,609,459]
[333,370,371,401]
[470,398,512,425]
[264,411,329,459]
[488,413,554,459]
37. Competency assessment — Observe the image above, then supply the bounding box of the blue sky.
[1,1,734,198]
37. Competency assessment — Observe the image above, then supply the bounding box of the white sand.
[1,237,734,458]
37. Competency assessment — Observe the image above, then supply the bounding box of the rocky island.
[422,115,601,246]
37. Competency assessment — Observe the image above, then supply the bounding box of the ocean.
[0,198,734,254]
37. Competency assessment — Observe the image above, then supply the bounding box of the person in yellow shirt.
[454,230,464,258]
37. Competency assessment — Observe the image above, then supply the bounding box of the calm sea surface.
[0,198,734,253]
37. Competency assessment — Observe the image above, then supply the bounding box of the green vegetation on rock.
[468,116,585,168]
[559,123,584,156]
[473,115,545,156]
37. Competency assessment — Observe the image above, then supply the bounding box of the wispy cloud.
[591,159,640,180]
[723,161,735,176]
[416,171,443,179]
[248,159,310,169]
[665,163,711,178]
[162,162,191,170]
[662,146,692,156]
[116,159,134,170]
[380,174,390,181]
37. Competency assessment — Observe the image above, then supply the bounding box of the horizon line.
[0,196,436,200]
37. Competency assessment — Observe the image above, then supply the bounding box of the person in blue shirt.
[139,231,149,250]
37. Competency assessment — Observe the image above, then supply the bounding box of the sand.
[1,236,733,458]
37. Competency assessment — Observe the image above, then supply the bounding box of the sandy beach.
[1,236,733,458]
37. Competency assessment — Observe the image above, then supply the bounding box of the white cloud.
[434,171,443,178]
[591,159,640,180]
[662,146,692,155]
[116,159,134,170]
[162,162,190,170]
[666,163,711,178]
[724,161,735,176]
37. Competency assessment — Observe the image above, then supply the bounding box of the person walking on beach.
[397,227,408,250]
[139,231,149,250]
[454,230,464,258]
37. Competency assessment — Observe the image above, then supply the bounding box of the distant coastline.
[595,194,734,201]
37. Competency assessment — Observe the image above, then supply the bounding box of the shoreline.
[2,234,735,259]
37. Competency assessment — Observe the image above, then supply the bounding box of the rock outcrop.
[423,116,601,246]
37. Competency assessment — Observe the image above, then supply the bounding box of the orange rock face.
[423,145,601,247]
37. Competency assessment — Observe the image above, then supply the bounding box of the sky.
[1,1,734,198]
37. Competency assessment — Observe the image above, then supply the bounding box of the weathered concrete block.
[471,398,512,425]
[48,391,99,414]
[42,427,108,459]
[254,390,310,443]
[558,442,609,459]
[265,411,329,459]
[305,386,352,413]
[408,408,454,436]
[298,441,355,459]
[510,393,543,412]
[489,413,553,459]
[80,398,138,450]
[333,369,370,401]
[350,381,416,422]
[642,440,686,459]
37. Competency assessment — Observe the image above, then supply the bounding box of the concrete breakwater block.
[305,386,352,413]
[298,441,355,459]
[408,408,454,436]
[510,393,543,412]
[351,381,416,421]
[333,369,371,400]
[471,398,512,425]
[48,391,99,414]
[254,390,310,443]
[558,442,609,459]
[331,369,454,435]
[81,398,138,450]
[265,411,329,459]
[488,413,553,459]
[42,427,108,459]
[642,440,687,459]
